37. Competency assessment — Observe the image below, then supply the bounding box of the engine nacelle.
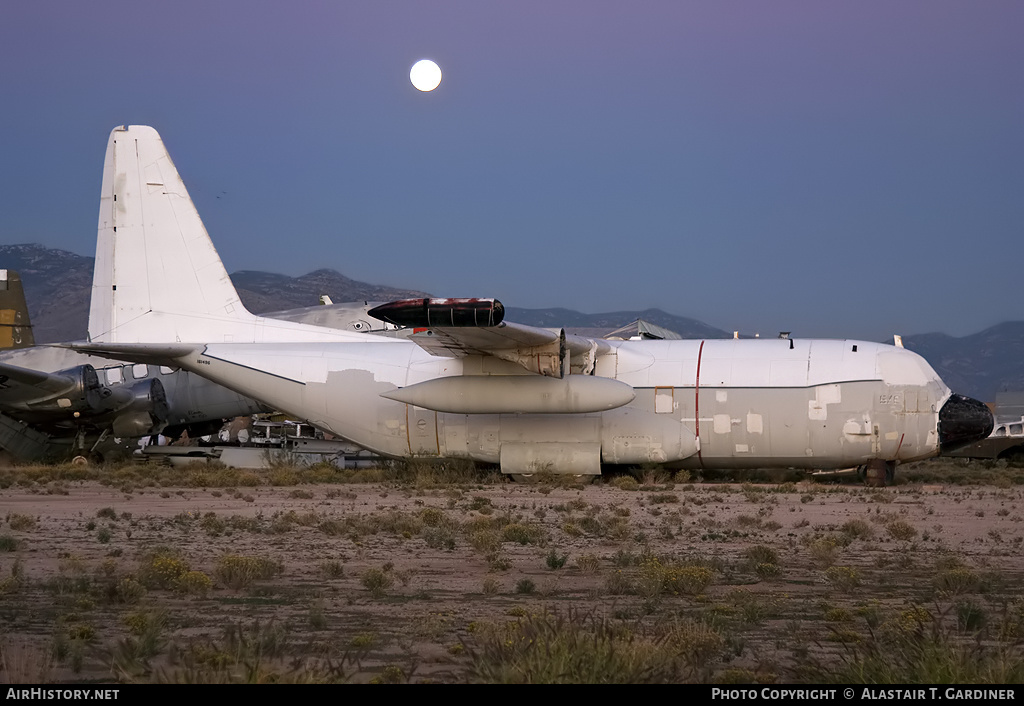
[368,298,504,328]
[28,364,108,414]
[110,378,170,437]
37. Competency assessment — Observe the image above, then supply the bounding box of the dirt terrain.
[2,461,1023,683]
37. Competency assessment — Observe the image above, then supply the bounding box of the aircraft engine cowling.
[368,298,504,328]
[28,364,109,414]
[110,378,170,437]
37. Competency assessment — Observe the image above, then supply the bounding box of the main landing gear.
[856,459,896,487]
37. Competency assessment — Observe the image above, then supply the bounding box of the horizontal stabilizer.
[67,342,200,366]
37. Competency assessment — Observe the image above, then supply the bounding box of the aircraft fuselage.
[170,336,949,473]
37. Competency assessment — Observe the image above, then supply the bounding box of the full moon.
[410,59,442,92]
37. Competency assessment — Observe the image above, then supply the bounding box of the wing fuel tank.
[381,375,635,414]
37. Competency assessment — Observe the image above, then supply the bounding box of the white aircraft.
[75,125,993,482]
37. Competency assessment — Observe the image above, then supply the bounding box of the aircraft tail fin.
[0,270,35,349]
[88,126,358,345]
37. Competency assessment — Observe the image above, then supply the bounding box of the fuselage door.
[406,406,439,456]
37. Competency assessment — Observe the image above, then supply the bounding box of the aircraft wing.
[410,321,560,357]
[368,298,609,377]
[0,361,84,404]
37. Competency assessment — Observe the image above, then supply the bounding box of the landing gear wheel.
[862,460,895,487]
[864,457,888,483]
[509,474,535,483]
[71,455,89,467]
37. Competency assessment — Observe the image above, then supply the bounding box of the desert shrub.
[318,561,344,579]
[545,550,568,570]
[501,523,545,546]
[824,607,853,623]
[114,577,146,604]
[880,605,933,641]
[824,566,861,591]
[725,588,780,625]
[112,611,167,678]
[175,570,213,598]
[576,553,600,574]
[515,578,536,595]
[664,619,725,669]
[956,599,987,632]
[637,556,713,597]
[803,536,842,567]
[419,507,449,527]
[611,476,639,491]
[199,513,226,536]
[137,550,189,589]
[7,514,36,531]
[361,567,394,598]
[466,609,695,683]
[935,566,980,595]
[886,520,918,541]
[423,526,457,550]
[807,607,1024,683]
[744,545,780,567]
[840,518,875,541]
[487,553,512,572]
[605,570,634,595]
[215,555,283,590]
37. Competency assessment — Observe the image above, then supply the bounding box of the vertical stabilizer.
[88,126,360,345]
[0,270,35,349]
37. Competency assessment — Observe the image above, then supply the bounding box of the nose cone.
[939,393,994,453]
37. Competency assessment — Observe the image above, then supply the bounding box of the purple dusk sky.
[1,1,1021,341]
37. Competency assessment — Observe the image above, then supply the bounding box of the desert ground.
[2,458,1024,684]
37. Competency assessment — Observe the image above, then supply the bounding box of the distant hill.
[2,243,1022,402]
[0,244,429,342]
[0,244,95,344]
[505,307,730,340]
[901,323,1024,404]
[232,269,428,315]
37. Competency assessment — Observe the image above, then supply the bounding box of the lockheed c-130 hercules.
[74,125,993,483]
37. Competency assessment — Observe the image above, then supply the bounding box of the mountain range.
[3,243,1021,403]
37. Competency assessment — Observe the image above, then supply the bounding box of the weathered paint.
[79,125,994,475]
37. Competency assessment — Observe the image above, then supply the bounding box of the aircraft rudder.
[0,270,35,349]
[89,125,255,343]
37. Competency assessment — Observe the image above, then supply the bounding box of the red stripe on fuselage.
[695,340,705,468]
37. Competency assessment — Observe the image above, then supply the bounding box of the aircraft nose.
[939,393,994,453]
